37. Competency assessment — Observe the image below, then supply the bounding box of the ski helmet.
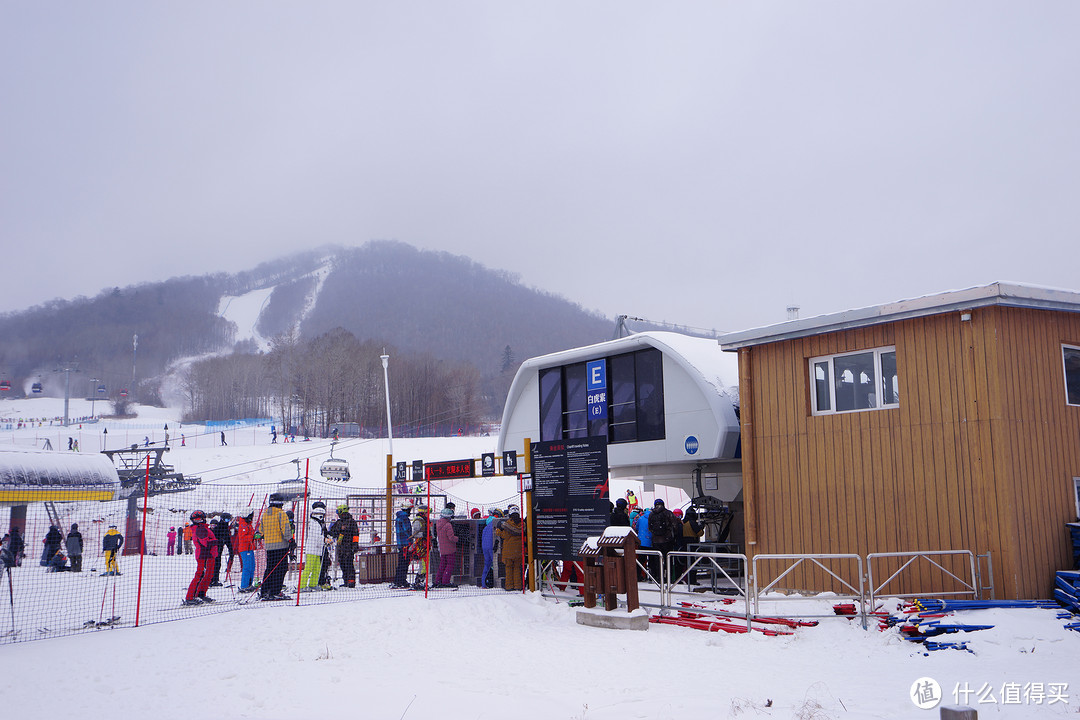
[190,510,206,523]
[312,501,326,510]
[337,504,349,515]
[269,492,285,506]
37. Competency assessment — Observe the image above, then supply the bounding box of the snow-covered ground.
[0,397,1078,719]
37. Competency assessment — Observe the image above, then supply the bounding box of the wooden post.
[384,454,393,546]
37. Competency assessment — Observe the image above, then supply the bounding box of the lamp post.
[380,353,393,456]
[90,377,99,419]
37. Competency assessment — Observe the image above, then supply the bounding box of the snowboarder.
[102,525,124,576]
[65,524,83,572]
[183,510,217,606]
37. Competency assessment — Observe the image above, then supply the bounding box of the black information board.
[531,436,610,561]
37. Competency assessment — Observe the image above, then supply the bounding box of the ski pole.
[6,567,14,636]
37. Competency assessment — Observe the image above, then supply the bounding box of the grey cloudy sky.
[2,2,1078,333]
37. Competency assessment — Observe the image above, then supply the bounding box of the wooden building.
[719,283,1080,599]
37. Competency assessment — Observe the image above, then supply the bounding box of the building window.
[539,348,665,443]
[1064,345,1080,406]
[809,347,899,415]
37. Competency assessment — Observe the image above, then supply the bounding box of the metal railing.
[751,553,867,628]
[866,550,979,606]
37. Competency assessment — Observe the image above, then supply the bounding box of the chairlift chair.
[0,380,10,392]
[97,384,106,394]
[31,382,42,394]
[320,440,351,482]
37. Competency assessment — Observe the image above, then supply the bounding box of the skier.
[220,431,227,447]
[42,525,63,566]
[65,523,83,573]
[433,507,459,588]
[480,509,501,588]
[390,503,413,588]
[609,498,631,527]
[298,502,328,591]
[408,505,431,590]
[102,525,124,576]
[327,505,358,588]
[209,513,232,586]
[497,511,526,591]
[166,527,176,556]
[258,493,293,600]
[233,510,257,592]
[647,499,680,579]
[183,510,218,606]
[1,527,23,568]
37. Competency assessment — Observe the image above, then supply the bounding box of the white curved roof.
[497,331,740,466]
[0,449,120,503]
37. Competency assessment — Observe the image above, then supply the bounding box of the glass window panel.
[635,349,665,441]
[880,351,899,406]
[814,361,831,412]
[833,352,875,411]
[563,362,588,438]
[609,353,637,442]
[539,367,563,442]
[1065,347,1080,406]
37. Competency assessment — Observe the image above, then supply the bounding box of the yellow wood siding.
[741,306,1080,599]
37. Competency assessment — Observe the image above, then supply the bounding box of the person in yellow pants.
[299,502,328,591]
[102,525,124,576]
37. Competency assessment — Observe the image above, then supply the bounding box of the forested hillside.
[0,242,612,427]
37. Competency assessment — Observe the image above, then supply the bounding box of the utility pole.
[380,352,393,457]
[131,333,138,403]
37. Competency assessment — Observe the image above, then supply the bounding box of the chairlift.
[0,380,9,392]
[276,458,306,499]
[119,388,128,397]
[31,382,43,394]
[97,384,107,394]
[320,440,351,482]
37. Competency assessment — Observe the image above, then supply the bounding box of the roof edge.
[719,282,1080,350]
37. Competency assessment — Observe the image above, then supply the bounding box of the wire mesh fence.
[0,477,529,644]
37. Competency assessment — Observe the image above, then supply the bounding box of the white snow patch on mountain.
[218,287,274,351]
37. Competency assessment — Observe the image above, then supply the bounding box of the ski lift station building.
[499,283,1080,600]
[496,330,743,515]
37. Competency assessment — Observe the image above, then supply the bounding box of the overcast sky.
[2,2,1078,333]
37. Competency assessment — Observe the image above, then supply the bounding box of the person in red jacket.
[232,510,257,592]
[183,510,218,606]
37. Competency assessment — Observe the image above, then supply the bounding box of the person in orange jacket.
[182,522,194,555]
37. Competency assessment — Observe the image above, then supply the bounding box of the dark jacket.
[609,508,631,527]
[211,518,232,552]
[329,512,359,550]
[45,526,63,553]
[65,529,83,556]
[647,507,679,547]
[102,528,124,553]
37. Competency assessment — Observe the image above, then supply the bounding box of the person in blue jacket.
[634,508,656,580]
[390,503,413,588]
[480,509,503,588]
